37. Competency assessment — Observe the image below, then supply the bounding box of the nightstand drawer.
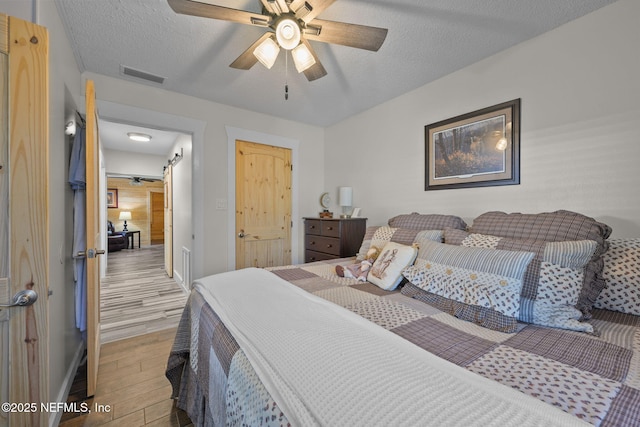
[305,219,322,236]
[304,250,337,263]
[321,222,341,238]
[305,235,341,256]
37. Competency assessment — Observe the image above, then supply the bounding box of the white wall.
[325,0,640,238]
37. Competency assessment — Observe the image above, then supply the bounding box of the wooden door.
[235,140,292,269]
[85,79,103,397]
[164,165,173,277]
[150,191,164,245]
[0,15,50,426]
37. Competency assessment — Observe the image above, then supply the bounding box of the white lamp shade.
[119,211,132,221]
[254,37,280,69]
[275,18,301,50]
[339,187,353,207]
[292,43,316,73]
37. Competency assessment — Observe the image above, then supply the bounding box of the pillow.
[356,226,442,261]
[368,242,418,291]
[595,238,640,316]
[445,228,598,333]
[388,213,467,231]
[468,210,612,317]
[402,241,535,332]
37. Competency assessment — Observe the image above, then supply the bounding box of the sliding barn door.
[164,165,173,277]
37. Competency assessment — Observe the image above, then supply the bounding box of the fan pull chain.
[284,51,289,100]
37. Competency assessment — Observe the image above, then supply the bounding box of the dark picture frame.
[107,188,118,208]
[425,99,520,191]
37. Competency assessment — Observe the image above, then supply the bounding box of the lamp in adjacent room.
[119,211,132,232]
[339,187,353,218]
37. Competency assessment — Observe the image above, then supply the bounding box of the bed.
[166,211,640,426]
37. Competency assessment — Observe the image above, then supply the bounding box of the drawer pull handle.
[310,241,316,245]
[327,227,333,231]
[327,244,332,248]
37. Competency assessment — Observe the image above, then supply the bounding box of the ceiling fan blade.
[168,0,271,27]
[304,19,388,51]
[300,38,327,81]
[230,32,274,70]
[260,0,289,15]
[290,0,336,23]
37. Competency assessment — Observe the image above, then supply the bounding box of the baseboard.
[49,340,85,427]
[174,270,189,293]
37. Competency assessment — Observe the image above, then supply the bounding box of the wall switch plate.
[216,198,227,210]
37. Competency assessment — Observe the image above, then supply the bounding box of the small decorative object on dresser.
[304,217,367,262]
[318,192,333,218]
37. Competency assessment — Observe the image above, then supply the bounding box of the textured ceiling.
[55,0,617,128]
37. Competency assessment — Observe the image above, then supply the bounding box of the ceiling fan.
[167,0,388,81]
[129,176,160,186]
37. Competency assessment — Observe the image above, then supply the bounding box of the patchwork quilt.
[166,258,640,427]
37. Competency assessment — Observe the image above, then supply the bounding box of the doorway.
[99,119,193,343]
[150,191,164,245]
[235,140,292,269]
[226,126,301,270]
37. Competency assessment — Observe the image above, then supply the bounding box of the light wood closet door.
[0,14,50,426]
[85,79,103,397]
[235,140,292,269]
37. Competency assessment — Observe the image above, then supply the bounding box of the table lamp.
[339,187,353,218]
[119,211,132,231]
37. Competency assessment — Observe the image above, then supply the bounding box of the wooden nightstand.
[304,217,367,262]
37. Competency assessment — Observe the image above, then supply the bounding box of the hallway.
[101,245,188,343]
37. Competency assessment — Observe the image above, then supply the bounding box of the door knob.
[76,249,106,258]
[238,231,246,238]
[0,289,38,308]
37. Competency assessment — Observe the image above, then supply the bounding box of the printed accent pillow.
[402,241,534,332]
[368,242,418,291]
[468,210,611,317]
[595,238,640,315]
[356,226,442,261]
[445,228,598,333]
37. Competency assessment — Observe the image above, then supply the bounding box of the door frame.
[226,126,300,271]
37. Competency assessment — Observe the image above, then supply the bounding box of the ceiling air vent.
[120,65,165,84]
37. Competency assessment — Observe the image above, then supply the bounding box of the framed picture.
[425,99,520,191]
[107,188,118,208]
[351,207,361,218]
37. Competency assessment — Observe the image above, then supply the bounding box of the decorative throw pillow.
[445,228,598,333]
[356,226,442,261]
[468,210,611,317]
[402,241,535,332]
[387,213,467,231]
[368,242,418,291]
[595,238,640,316]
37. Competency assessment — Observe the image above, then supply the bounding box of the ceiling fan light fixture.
[276,18,301,50]
[254,36,280,69]
[292,43,316,72]
[127,132,152,142]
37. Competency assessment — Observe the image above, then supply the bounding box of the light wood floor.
[101,245,188,343]
[59,328,192,426]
